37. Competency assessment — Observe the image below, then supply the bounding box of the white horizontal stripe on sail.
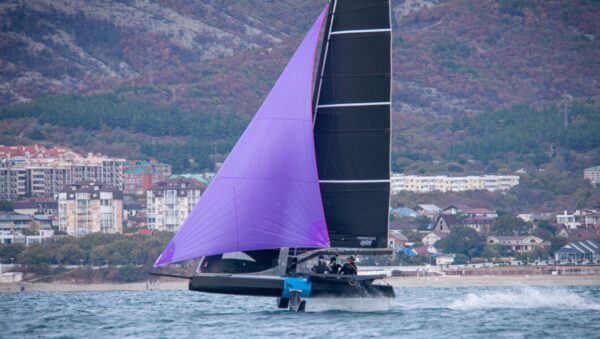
[330,28,391,35]
[317,102,391,109]
[319,179,390,184]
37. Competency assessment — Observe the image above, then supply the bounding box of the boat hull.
[188,274,394,299]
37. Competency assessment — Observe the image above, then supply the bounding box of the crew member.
[339,256,358,275]
[311,255,328,274]
[328,256,341,274]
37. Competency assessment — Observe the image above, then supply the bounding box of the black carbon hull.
[188,274,395,299]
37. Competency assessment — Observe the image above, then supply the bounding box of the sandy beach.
[0,280,189,293]
[1,275,599,293]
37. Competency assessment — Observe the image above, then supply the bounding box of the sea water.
[1,286,599,338]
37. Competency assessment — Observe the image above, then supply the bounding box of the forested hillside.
[0,0,599,211]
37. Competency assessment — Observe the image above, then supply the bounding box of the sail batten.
[155,6,330,267]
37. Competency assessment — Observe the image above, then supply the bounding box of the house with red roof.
[388,230,408,249]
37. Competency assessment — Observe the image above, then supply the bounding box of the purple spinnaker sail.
[155,7,330,267]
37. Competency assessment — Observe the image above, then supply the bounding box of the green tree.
[415,216,432,231]
[17,244,56,265]
[55,244,85,265]
[492,215,532,236]
[482,244,501,259]
[0,244,25,262]
[453,254,469,265]
[550,237,568,255]
[532,227,553,240]
[91,245,109,266]
[436,226,486,258]
[536,220,556,233]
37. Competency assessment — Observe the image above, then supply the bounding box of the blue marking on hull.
[282,277,312,298]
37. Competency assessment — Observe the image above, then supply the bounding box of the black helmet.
[330,256,337,262]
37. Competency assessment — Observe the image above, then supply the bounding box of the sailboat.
[154,0,393,311]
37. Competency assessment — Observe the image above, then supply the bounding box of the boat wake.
[305,297,396,313]
[448,287,600,310]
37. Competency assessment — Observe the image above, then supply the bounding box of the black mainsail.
[313,0,392,249]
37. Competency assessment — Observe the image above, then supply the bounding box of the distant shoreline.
[1,275,599,293]
[0,280,189,293]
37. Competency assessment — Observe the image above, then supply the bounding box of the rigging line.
[313,0,337,127]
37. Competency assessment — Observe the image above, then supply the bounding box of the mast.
[313,0,392,249]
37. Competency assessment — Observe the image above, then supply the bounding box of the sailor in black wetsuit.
[339,256,358,276]
[328,256,341,274]
[311,255,328,274]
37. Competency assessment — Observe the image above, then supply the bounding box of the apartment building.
[584,166,600,188]
[0,168,26,200]
[58,182,123,237]
[556,209,600,229]
[390,174,519,194]
[0,145,125,199]
[146,178,204,232]
[123,160,172,195]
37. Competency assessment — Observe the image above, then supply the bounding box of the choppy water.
[2,286,600,338]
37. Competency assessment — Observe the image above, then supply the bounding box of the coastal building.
[435,254,455,265]
[466,208,498,219]
[390,207,416,218]
[0,213,33,233]
[389,219,417,231]
[433,214,459,233]
[0,144,125,199]
[0,231,25,245]
[388,230,408,249]
[556,211,578,229]
[443,204,473,215]
[583,166,600,188]
[123,160,172,195]
[554,240,599,262]
[486,235,549,253]
[390,174,519,194]
[123,199,143,220]
[57,182,123,237]
[414,204,442,219]
[555,209,600,229]
[556,224,600,241]
[464,217,495,234]
[0,213,55,245]
[0,167,27,200]
[517,213,553,223]
[170,172,215,186]
[12,198,58,216]
[422,231,448,247]
[146,178,204,232]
